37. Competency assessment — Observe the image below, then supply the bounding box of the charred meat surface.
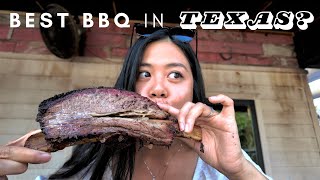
[26,87,202,152]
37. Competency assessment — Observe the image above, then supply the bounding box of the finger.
[209,94,235,116]
[158,102,188,131]
[184,102,206,133]
[6,130,41,147]
[178,102,195,132]
[0,146,51,164]
[157,103,179,117]
[201,105,217,119]
[203,107,219,119]
[0,159,28,176]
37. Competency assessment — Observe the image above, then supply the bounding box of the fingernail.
[39,152,51,161]
[180,122,185,131]
[210,96,217,100]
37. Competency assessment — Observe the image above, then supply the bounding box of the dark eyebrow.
[166,63,188,71]
[140,62,189,71]
[140,63,188,71]
[140,63,151,67]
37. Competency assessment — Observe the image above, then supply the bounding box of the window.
[234,100,264,172]
[207,99,265,172]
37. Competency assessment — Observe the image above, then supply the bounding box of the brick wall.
[0,14,298,68]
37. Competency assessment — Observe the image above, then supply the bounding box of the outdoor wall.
[0,12,319,180]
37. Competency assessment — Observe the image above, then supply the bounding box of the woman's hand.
[0,130,51,177]
[157,94,266,179]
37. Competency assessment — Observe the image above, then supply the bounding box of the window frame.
[206,98,265,173]
[234,99,265,173]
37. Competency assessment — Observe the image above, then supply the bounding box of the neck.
[139,139,185,159]
[133,139,199,180]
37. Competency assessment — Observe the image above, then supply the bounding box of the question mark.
[295,11,314,30]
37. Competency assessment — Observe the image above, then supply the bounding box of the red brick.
[286,58,299,68]
[223,53,246,62]
[198,40,263,55]
[270,58,283,67]
[14,41,50,54]
[84,46,108,58]
[89,21,133,35]
[0,41,16,52]
[111,47,128,58]
[280,57,299,68]
[189,41,197,52]
[198,52,220,63]
[86,32,127,47]
[197,29,211,40]
[199,53,277,66]
[244,32,293,45]
[197,29,243,42]
[0,25,10,39]
[217,54,245,65]
[104,21,133,34]
[198,52,251,64]
[212,30,243,42]
[11,28,42,41]
[244,56,275,66]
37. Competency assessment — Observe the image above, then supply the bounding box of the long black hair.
[49,28,207,180]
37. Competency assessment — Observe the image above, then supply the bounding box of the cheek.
[170,83,193,109]
[135,82,146,97]
[135,81,156,99]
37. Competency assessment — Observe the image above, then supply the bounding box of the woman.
[0,27,271,180]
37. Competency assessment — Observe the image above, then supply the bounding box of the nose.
[151,90,167,98]
[150,83,168,98]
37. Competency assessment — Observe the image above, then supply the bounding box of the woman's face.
[135,40,194,109]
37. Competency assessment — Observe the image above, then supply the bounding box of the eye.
[138,71,151,78]
[168,72,183,79]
